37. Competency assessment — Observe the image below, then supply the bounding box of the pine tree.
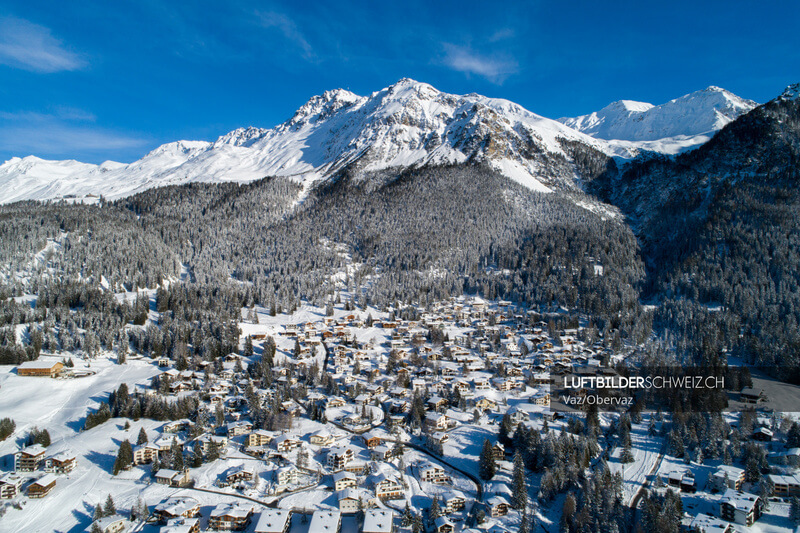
[170,438,184,471]
[137,427,148,445]
[94,503,105,520]
[138,498,149,521]
[512,451,528,510]
[412,513,423,533]
[745,457,760,482]
[91,523,103,533]
[113,439,133,475]
[519,506,530,533]
[0,418,15,441]
[215,403,225,426]
[790,496,800,524]
[479,439,497,480]
[561,493,576,533]
[620,442,635,463]
[499,412,514,446]
[429,494,441,520]
[104,494,116,517]
[402,502,413,527]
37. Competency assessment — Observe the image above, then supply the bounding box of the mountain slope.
[589,83,800,373]
[0,79,616,204]
[560,86,757,154]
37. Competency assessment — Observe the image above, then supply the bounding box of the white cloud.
[0,16,85,73]
[257,11,314,60]
[441,43,518,84]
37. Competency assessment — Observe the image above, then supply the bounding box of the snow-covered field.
[607,417,665,503]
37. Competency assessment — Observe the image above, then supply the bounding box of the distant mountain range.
[558,86,758,152]
[0,79,761,204]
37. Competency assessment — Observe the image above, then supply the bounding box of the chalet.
[686,513,732,533]
[434,516,454,533]
[162,517,201,533]
[427,396,448,411]
[44,450,77,474]
[247,430,273,447]
[0,472,24,499]
[418,462,447,484]
[154,497,201,522]
[453,380,471,394]
[163,419,192,433]
[475,398,497,411]
[492,442,505,461]
[333,471,357,491]
[531,372,551,385]
[752,427,773,442]
[309,510,341,533]
[431,431,449,445]
[473,378,491,391]
[508,408,529,426]
[443,494,466,514]
[254,510,292,533]
[227,420,253,437]
[720,489,762,526]
[681,473,697,493]
[361,432,382,449]
[133,443,160,465]
[662,470,695,492]
[155,435,183,453]
[155,469,190,487]
[208,502,254,531]
[90,514,127,533]
[363,510,395,533]
[487,496,509,517]
[15,444,46,472]
[225,465,255,485]
[532,392,550,407]
[492,377,517,392]
[424,413,449,432]
[767,473,800,497]
[371,445,393,461]
[17,360,64,378]
[344,461,367,475]
[273,435,302,452]
[709,465,745,492]
[373,473,404,500]
[310,430,335,446]
[338,489,360,513]
[327,446,355,471]
[740,387,766,404]
[28,473,57,498]
[275,465,301,486]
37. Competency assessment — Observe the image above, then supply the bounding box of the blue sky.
[1,0,798,163]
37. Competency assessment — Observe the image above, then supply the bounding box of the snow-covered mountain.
[559,86,758,154]
[0,79,617,204]
[0,80,760,204]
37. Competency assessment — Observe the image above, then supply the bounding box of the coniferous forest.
[0,91,799,382]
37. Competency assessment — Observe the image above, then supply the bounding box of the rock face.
[0,79,617,203]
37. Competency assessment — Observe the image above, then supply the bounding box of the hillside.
[589,84,800,375]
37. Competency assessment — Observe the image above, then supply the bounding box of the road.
[627,434,667,531]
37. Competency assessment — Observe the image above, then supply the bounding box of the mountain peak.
[780,82,800,101]
[560,86,758,145]
[288,88,362,127]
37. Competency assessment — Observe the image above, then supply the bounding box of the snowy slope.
[0,79,614,204]
[559,86,757,152]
